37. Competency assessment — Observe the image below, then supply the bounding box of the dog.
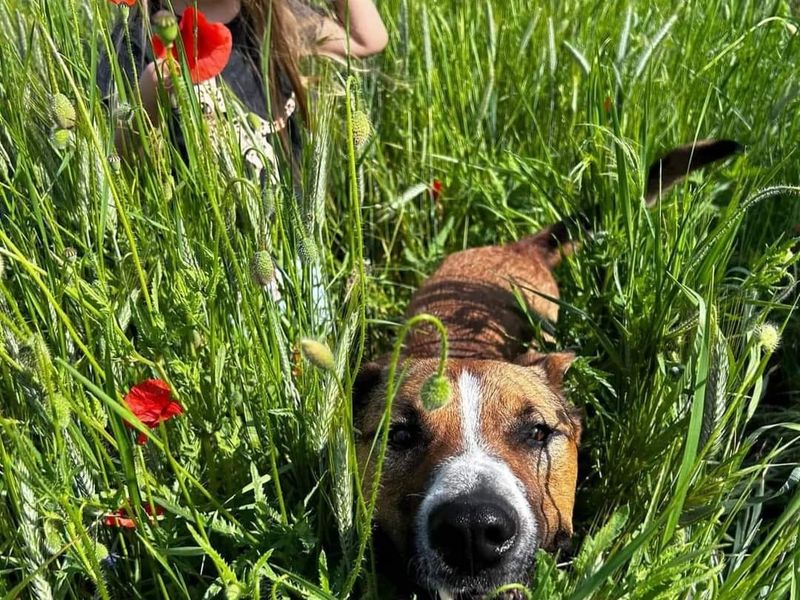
[354,139,741,599]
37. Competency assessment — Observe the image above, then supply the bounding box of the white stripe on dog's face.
[415,370,539,593]
[458,371,483,453]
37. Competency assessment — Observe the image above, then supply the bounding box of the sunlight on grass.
[0,0,799,598]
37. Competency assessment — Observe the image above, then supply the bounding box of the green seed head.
[152,10,179,47]
[756,323,781,353]
[421,374,452,411]
[351,110,372,151]
[51,128,73,151]
[300,338,335,372]
[250,250,275,287]
[51,92,76,129]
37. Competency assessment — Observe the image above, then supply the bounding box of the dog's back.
[404,139,742,363]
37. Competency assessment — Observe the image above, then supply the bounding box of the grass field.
[1,0,800,598]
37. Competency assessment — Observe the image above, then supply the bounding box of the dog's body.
[356,140,741,599]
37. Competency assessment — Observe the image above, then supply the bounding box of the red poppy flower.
[124,379,183,444]
[109,0,136,5]
[104,509,136,529]
[151,8,232,84]
[103,503,166,529]
[431,179,443,201]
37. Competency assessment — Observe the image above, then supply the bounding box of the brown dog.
[355,139,741,599]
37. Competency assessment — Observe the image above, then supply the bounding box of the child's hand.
[138,59,176,121]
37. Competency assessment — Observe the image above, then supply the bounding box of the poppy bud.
[161,174,174,202]
[420,374,451,411]
[51,92,76,129]
[152,10,179,48]
[42,518,62,555]
[112,102,134,123]
[250,250,274,287]
[351,110,372,152]
[52,393,71,429]
[755,323,780,353]
[246,112,263,131]
[297,235,319,264]
[300,338,335,372]
[94,542,110,563]
[51,128,73,151]
[108,153,121,174]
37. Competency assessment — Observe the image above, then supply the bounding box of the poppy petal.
[124,379,172,427]
[160,400,184,421]
[124,379,182,433]
[104,510,136,529]
[179,8,232,84]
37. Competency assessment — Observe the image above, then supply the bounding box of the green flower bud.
[297,235,319,264]
[51,128,73,151]
[300,338,334,372]
[64,247,78,263]
[52,393,71,429]
[152,10,179,47]
[94,541,109,563]
[351,110,372,151]
[112,102,134,123]
[250,250,275,287]
[43,518,63,555]
[161,174,174,202]
[51,92,76,129]
[421,374,451,411]
[246,112,263,131]
[108,153,121,174]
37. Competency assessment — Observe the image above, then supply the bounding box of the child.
[98,0,387,330]
[99,0,387,170]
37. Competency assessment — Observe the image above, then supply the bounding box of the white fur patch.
[458,370,483,453]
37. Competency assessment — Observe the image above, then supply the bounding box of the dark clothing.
[97,5,302,158]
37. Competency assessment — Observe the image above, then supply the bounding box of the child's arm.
[290,0,388,59]
[98,21,170,157]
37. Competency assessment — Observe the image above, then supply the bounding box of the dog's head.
[354,355,581,599]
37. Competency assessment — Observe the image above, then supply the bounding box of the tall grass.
[1,0,799,598]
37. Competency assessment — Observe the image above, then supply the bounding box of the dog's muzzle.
[415,451,538,597]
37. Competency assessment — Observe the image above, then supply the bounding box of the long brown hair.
[241,0,309,125]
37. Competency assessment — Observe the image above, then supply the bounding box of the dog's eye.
[526,423,553,447]
[388,423,418,450]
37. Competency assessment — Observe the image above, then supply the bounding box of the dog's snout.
[428,493,519,573]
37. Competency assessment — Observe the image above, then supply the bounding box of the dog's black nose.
[428,493,519,573]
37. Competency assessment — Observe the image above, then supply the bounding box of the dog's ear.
[514,349,576,388]
[645,138,742,205]
[352,360,385,415]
